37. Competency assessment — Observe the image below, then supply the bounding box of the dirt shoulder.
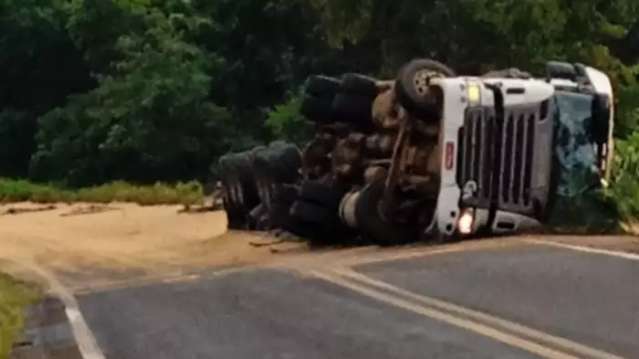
[0,202,636,292]
[0,202,305,290]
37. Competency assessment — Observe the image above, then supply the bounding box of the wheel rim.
[413,69,443,96]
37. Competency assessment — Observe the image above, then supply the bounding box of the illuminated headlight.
[467,83,481,106]
[458,208,475,235]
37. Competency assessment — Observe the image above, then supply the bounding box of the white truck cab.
[429,63,614,238]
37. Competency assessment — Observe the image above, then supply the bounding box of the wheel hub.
[413,70,442,96]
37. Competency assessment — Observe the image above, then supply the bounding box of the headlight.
[458,208,475,235]
[467,83,481,106]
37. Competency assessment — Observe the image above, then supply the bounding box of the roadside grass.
[0,179,203,206]
[0,274,40,359]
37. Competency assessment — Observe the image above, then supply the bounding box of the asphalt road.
[76,239,639,359]
[358,245,639,358]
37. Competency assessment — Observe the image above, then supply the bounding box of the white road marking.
[335,268,622,359]
[312,270,580,359]
[320,239,524,268]
[12,261,106,359]
[527,239,639,261]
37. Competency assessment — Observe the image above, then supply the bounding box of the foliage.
[0,179,203,205]
[75,181,203,205]
[309,0,639,75]
[0,110,36,177]
[265,93,312,145]
[0,274,40,359]
[607,134,639,221]
[31,8,234,185]
[0,0,93,177]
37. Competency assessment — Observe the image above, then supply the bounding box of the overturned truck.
[219,59,615,244]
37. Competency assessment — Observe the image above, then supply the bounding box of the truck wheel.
[224,196,244,229]
[248,204,268,230]
[252,142,301,205]
[267,141,303,183]
[273,184,299,206]
[299,181,346,210]
[290,201,333,226]
[395,59,455,120]
[355,180,416,245]
[332,93,373,125]
[268,184,299,228]
[301,95,334,123]
[306,75,342,97]
[341,73,379,98]
[224,178,248,229]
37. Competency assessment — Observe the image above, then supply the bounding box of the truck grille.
[458,106,539,214]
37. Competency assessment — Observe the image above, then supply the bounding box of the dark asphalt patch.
[78,269,536,359]
[357,244,639,358]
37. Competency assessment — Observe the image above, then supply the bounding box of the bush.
[0,179,203,206]
[607,134,639,221]
[75,181,203,205]
[265,93,313,146]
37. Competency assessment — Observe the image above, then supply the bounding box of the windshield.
[553,91,601,197]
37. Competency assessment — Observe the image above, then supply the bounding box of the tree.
[31,9,235,185]
[0,0,93,176]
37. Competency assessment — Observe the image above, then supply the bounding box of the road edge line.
[526,239,639,261]
[9,261,106,359]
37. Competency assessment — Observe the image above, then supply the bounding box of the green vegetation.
[608,135,639,221]
[0,179,203,206]
[0,0,639,220]
[0,274,40,359]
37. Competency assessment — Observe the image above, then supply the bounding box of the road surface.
[73,236,639,359]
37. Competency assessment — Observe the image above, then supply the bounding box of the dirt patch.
[0,202,306,290]
[1,205,57,216]
[59,204,119,217]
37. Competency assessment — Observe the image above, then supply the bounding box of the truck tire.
[223,178,247,229]
[224,196,245,229]
[301,95,334,123]
[341,73,379,99]
[273,184,299,205]
[219,148,264,229]
[267,141,303,182]
[269,184,299,228]
[306,75,342,97]
[355,180,416,245]
[395,59,455,120]
[290,200,333,226]
[252,142,301,205]
[332,93,373,125]
[248,204,268,230]
[299,181,346,210]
